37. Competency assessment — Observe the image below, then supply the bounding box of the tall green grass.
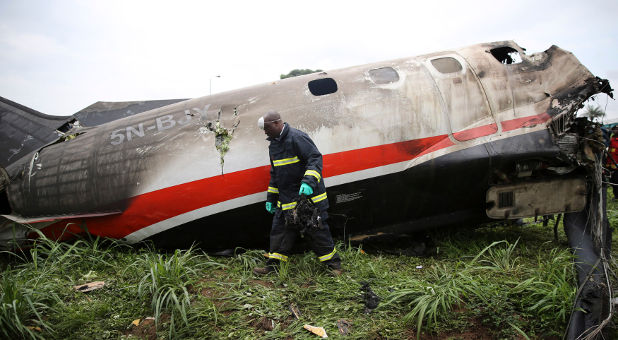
[133,246,224,339]
[1,202,612,339]
[0,230,124,339]
[0,272,59,339]
[382,238,577,338]
[382,262,471,338]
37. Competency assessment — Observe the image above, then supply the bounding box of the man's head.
[258,111,284,138]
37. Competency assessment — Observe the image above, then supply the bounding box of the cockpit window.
[369,67,400,84]
[431,57,463,74]
[490,46,523,64]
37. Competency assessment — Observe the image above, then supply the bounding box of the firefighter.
[253,111,342,275]
[607,126,618,199]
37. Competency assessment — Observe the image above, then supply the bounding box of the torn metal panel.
[486,177,587,219]
[0,96,73,169]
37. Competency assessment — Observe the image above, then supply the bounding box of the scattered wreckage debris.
[126,316,157,339]
[289,303,302,320]
[360,281,381,313]
[285,194,323,237]
[254,316,275,331]
[73,281,105,292]
[336,319,351,336]
[303,324,328,338]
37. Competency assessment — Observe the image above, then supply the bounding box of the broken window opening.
[308,78,338,96]
[490,46,523,65]
[430,57,463,74]
[369,67,400,84]
[57,119,78,133]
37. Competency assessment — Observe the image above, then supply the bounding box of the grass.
[0,191,617,339]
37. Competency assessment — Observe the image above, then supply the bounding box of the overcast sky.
[1,0,617,120]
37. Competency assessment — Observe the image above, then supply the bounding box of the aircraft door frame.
[425,54,497,142]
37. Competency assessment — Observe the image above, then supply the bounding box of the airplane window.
[308,78,338,96]
[369,67,400,84]
[431,57,463,74]
[490,46,523,64]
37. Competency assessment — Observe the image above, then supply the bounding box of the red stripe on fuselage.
[38,112,551,240]
[453,124,498,141]
[501,113,551,132]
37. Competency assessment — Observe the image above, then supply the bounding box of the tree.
[280,69,323,79]
[583,104,605,121]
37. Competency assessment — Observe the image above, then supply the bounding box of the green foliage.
[280,68,323,79]
[382,263,471,338]
[233,248,266,272]
[473,239,521,273]
[3,197,618,338]
[0,273,57,339]
[512,248,576,327]
[135,246,224,339]
[583,104,605,121]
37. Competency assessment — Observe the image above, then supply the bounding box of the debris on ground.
[360,282,380,313]
[289,303,302,319]
[73,281,105,292]
[336,319,351,335]
[255,316,274,331]
[303,324,328,338]
[129,316,154,328]
[349,232,436,257]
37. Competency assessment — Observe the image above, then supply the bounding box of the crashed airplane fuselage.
[0,41,612,252]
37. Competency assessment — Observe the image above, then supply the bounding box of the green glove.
[299,183,313,196]
[265,202,276,214]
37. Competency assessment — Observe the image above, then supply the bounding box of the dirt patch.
[411,318,497,340]
[301,279,315,288]
[124,314,169,340]
[250,279,274,288]
[199,286,218,299]
[252,316,275,331]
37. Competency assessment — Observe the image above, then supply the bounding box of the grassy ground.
[2,191,617,339]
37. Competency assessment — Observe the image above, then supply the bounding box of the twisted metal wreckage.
[0,41,614,338]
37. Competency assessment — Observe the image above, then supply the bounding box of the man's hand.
[265,202,276,214]
[299,183,313,196]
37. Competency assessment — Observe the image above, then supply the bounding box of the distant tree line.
[280,69,323,79]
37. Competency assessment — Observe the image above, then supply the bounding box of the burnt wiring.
[565,124,614,340]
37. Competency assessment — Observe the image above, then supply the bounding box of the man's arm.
[296,133,323,190]
[267,159,279,203]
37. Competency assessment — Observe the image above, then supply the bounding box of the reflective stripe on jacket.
[266,123,328,211]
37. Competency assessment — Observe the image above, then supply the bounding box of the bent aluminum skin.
[0,40,614,337]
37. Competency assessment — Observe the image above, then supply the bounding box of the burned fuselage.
[0,41,612,249]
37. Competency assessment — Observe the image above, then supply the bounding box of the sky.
[1,0,617,120]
